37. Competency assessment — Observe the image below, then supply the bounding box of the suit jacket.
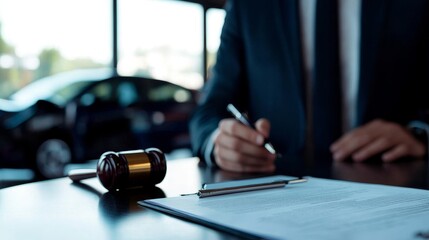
[190,0,429,164]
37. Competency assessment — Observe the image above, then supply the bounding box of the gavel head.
[96,148,166,191]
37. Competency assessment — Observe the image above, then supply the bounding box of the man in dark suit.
[190,0,429,172]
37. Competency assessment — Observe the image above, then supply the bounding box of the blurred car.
[0,68,197,178]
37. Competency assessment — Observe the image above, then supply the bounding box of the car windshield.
[46,81,96,105]
[9,68,113,106]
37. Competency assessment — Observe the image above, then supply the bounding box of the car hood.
[0,99,32,113]
[0,99,36,129]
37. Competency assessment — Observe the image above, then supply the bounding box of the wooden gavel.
[68,148,167,191]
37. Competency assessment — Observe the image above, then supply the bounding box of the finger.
[331,119,384,152]
[214,150,276,173]
[331,130,375,161]
[254,118,278,156]
[219,119,264,146]
[215,132,275,160]
[382,145,409,162]
[331,120,390,161]
[254,118,271,138]
[382,141,426,162]
[352,137,392,162]
[331,128,363,153]
[214,144,275,166]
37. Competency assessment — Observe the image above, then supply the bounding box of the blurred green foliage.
[0,22,104,99]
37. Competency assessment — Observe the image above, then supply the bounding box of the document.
[140,177,429,240]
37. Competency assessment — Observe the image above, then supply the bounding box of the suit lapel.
[357,0,389,125]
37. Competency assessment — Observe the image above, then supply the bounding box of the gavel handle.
[68,169,97,182]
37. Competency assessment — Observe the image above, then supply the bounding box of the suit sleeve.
[189,0,248,164]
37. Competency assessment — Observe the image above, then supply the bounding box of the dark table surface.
[0,157,428,240]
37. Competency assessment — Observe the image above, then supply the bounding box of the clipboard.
[138,176,429,240]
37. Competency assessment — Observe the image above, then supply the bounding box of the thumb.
[255,118,271,139]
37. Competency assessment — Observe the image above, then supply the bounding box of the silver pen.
[227,104,278,155]
[197,178,307,198]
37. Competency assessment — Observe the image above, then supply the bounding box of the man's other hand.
[331,119,426,162]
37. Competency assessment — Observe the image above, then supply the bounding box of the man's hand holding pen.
[213,118,277,173]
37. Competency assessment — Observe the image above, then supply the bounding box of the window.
[0,0,225,98]
[0,0,112,98]
[118,0,204,90]
[206,8,226,77]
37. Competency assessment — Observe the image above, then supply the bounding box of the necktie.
[312,0,342,155]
